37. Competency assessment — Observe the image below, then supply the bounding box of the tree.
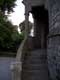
[0,13,24,52]
[0,0,24,53]
[0,0,16,13]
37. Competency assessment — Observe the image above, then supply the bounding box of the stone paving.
[0,57,15,80]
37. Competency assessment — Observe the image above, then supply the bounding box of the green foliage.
[0,0,16,13]
[0,13,24,52]
[0,0,24,54]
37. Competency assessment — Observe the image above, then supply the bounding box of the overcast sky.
[8,0,33,26]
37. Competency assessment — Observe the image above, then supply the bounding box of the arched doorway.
[31,6,49,49]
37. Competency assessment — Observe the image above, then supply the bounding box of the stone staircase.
[21,49,48,80]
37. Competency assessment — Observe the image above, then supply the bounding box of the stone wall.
[47,0,60,80]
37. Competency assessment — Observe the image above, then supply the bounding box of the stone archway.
[31,6,49,49]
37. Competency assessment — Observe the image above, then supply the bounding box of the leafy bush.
[0,13,24,52]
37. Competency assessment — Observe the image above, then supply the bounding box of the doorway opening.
[31,6,49,49]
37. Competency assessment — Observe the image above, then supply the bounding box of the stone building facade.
[11,0,60,80]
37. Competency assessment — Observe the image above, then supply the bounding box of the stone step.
[31,49,46,54]
[22,60,47,65]
[21,71,31,80]
[22,69,48,74]
[24,59,47,64]
[24,53,46,56]
[22,49,48,80]
[31,55,47,58]
[31,59,47,63]
[23,64,47,70]
[22,61,47,65]
[22,70,48,80]
[24,55,47,60]
[32,73,48,80]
